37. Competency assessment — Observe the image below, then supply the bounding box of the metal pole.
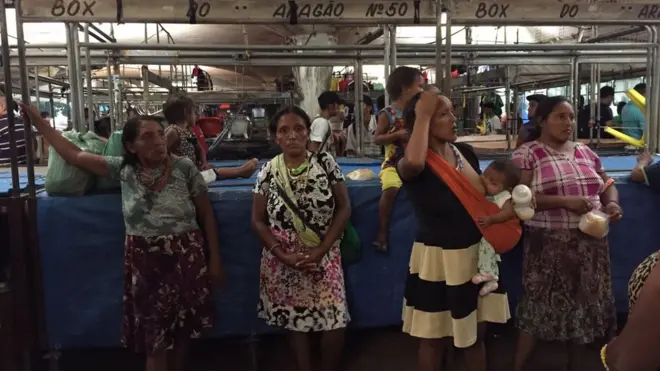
[355,57,364,156]
[652,26,660,152]
[73,25,85,131]
[34,68,40,107]
[435,0,443,85]
[389,26,397,72]
[114,61,123,124]
[65,24,78,126]
[47,68,55,127]
[383,26,391,105]
[443,0,453,94]
[85,24,94,131]
[156,24,162,79]
[76,42,657,51]
[14,1,37,195]
[106,58,116,131]
[504,66,511,151]
[572,59,580,142]
[0,0,22,195]
[646,27,657,151]
[569,57,576,105]
[142,66,150,113]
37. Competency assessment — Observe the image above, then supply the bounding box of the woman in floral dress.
[21,103,224,371]
[251,106,351,371]
[511,96,623,371]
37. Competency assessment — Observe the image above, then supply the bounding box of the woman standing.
[251,106,351,371]
[397,91,510,371]
[511,96,623,371]
[20,103,224,371]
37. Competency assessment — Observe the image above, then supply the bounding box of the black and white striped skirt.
[402,241,510,348]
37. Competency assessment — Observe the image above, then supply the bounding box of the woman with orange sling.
[396,91,510,371]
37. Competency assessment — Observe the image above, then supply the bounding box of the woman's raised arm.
[20,103,110,177]
[397,91,437,180]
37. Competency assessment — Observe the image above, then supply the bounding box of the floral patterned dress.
[253,151,350,332]
[105,156,214,354]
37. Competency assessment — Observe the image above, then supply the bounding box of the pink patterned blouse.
[512,141,605,229]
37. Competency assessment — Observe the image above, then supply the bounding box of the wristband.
[602,178,615,192]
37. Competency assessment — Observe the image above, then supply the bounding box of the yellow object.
[604,127,645,147]
[603,88,646,147]
[272,155,321,248]
[600,344,610,371]
[626,87,646,111]
[330,76,341,91]
[477,115,487,135]
[379,167,402,191]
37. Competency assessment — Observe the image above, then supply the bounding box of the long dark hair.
[525,96,571,143]
[268,105,312,135]
[120,115,162,169]
[403,92,424,133]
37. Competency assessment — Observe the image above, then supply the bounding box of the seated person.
[482,102,502,134]
[612,101,627,127]
[346,95,380,157]
[577,86,615,139]
[621,83,646,140]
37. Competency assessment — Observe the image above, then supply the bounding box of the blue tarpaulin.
[32,156,659,349]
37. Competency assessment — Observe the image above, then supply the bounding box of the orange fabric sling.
[426,149,521,253]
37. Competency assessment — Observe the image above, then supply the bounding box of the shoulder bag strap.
[273,181,325,239]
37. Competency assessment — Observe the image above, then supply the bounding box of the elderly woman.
[250,106,351,371]
[397,91,510,371]
[511,96,623,371]
[20,103,224,371]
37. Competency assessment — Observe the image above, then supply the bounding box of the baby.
[474,159,522,296]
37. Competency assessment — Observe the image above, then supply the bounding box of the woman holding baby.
[396,90,510,371]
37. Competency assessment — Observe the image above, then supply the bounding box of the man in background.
[0,96,27,167]
[346,95,380,157]
[621,83,646,140]
[309,91,344,154]
[578,86,614,139]
[482,102,501,134]
[516,94,546,148]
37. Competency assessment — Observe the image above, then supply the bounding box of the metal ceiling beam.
[583,26,647,43]
[141,65,177,93]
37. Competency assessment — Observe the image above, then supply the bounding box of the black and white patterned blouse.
[253,151,345,236]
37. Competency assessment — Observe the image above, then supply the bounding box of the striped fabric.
[402,241,510,348]
[0,115,27,167]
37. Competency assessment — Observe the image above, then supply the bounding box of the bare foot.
[239,158,259,178]
[479,281,498,296]
[372,238,388,253]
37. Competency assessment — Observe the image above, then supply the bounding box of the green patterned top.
[104,156,208,237]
